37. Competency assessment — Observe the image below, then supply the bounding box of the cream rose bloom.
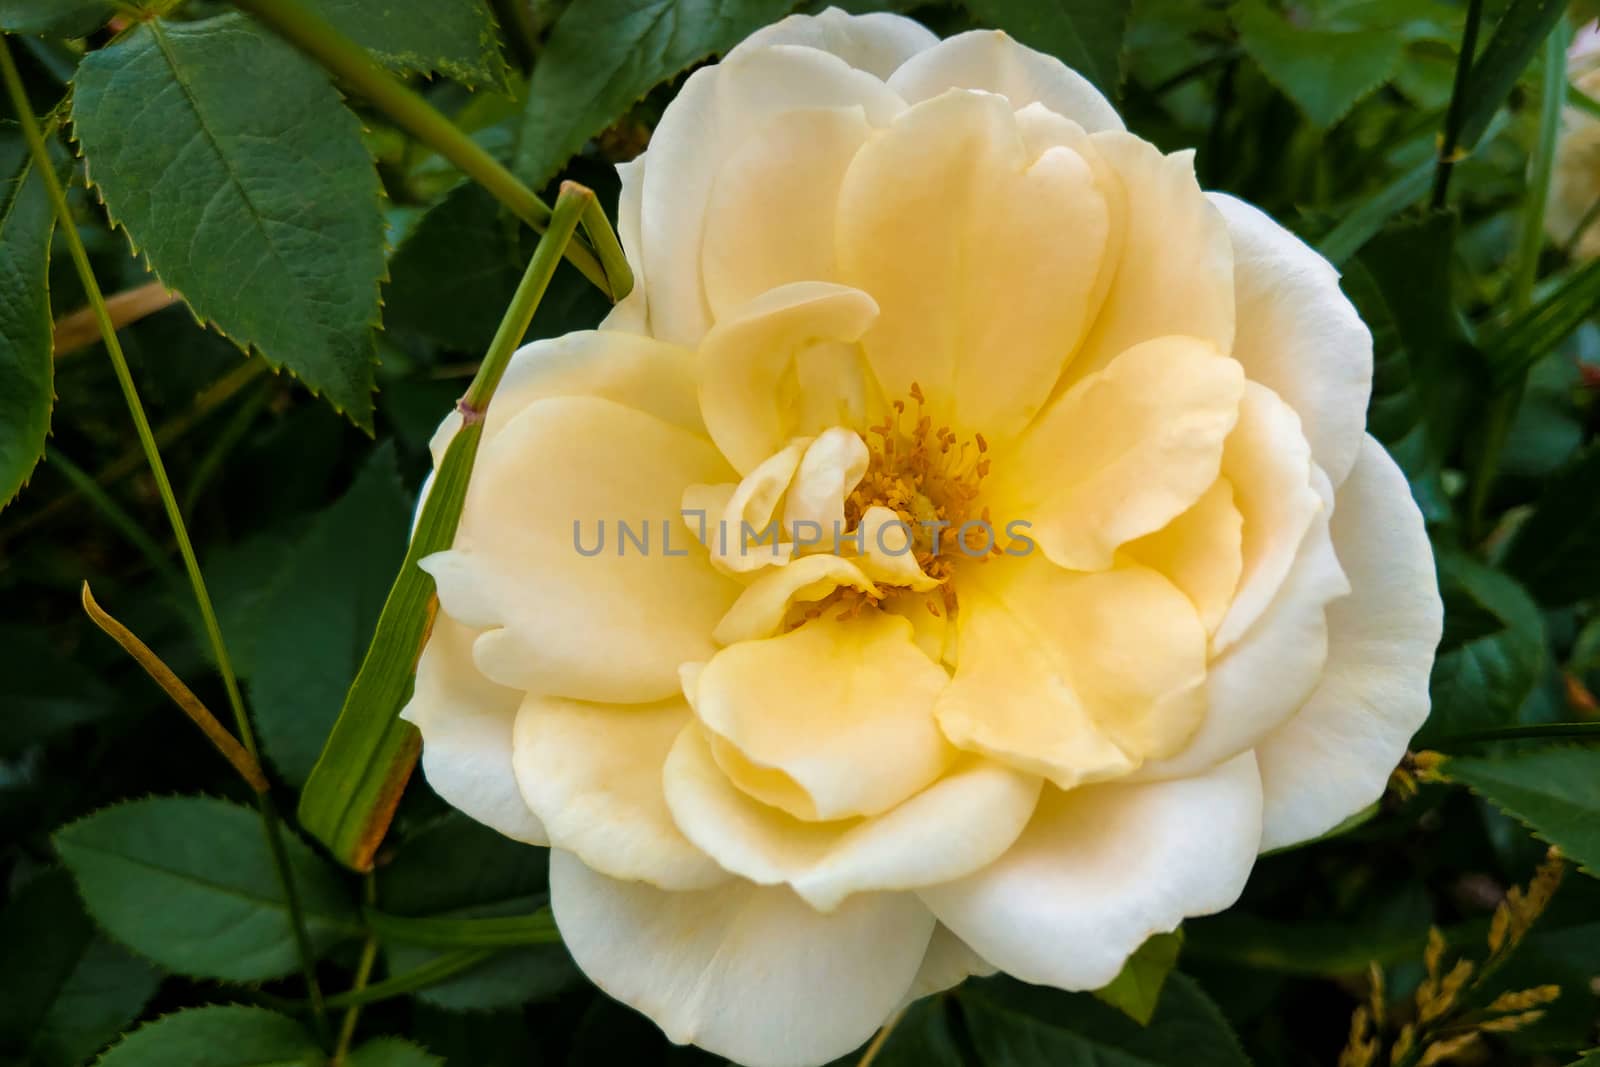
[403,10,1442,1066]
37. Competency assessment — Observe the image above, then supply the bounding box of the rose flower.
[404,10,1443,1066]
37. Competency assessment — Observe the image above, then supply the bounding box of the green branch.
[1433,0,1486,209]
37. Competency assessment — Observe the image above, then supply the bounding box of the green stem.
[0,34,332,1048]
[231,0,621,300]
[364,907,560,948]
[462,181,592,414]
[333,877,380,1065]
[320,949,495,1010]
[1469,18,1570,542]
[1436,721,1600,747]
[1432,0,1486,209]
[48,451,182,589]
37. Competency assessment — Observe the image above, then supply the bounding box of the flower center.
[790,384,991,625]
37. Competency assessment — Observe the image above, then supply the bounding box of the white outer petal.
[551,850,934,1067]
[729,6,939,79]
[401,614,546,845]
[640,45,904,347]
[920,751,1262,991]
[1255,436,1442,851]
[1208,193,1373,489]
[887,29,1123,132]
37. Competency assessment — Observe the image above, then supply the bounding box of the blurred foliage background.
[1,0,1600,1064]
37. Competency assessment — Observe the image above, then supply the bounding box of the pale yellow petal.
[698,283,880,476]
[431,396,740,702]
[1064,134,1235,381]
[513,695,725,890]
[1123,478,1243,635]
[664,724,1041,910]
[987,336,1245,573]
[691,612,954,820]
[936,556,1207,788]
[702,106,874,317]
[837,88,1109,444]
[712,554,881,646]
[1211,381,1324,653]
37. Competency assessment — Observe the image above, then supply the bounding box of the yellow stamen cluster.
[846,383,998,611]
[797,384,999,627]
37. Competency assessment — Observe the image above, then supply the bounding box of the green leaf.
[71,14,386,425]
[236,444,412,785]
[53,795,359,981]
[958,974,1250,1067]
[870,998,966,1067]
[1234,0,1405,127]
[0,623,119,752]
[1488,257,1600,388]
[1184,884,1431,976]
[1441,746,1600,878]
[513,0,796,191]
[1315,158,1433,265]
[959,0,1131,96]
[1092,931,1182,1025]
[95,1006,321,1067]
[0,149,56,509]
[1456,0,1566,151]
[0,0,112,36]
[1422,552,1546,742]
[305,0,509,87]
[0,869,161,1067]
[384,183,608,353]
[378,814,579,1011]
[347,1037,445,1067]
[1355,212,1484,478]
[1502,444,1600,607]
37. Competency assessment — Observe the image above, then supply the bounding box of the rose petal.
[903,925,996,1004]
[702,106,874,318]
[887,29,1123,133]
[730,7,939,79]
[936,556,1208,787]
[513,694,725,890]
[698,282,880,476]
[1208,193,1372,488]
[712,553,880,645]
[551,850,934,1067]
[1132,492,1349,782]
[1123,478,1243,635]
[837,89,1110,445]
[664,724,1041,909]
[783,428,871,541]
[431,396,740,702]
[920,751,1263,991]
[690,612,954,820]
[1210,381,1324,653]
[1255,436,1442,851]
[1063,134,1235,380]
[401,614,546,845]
[425,328,702,469]
[641,45,904,346]
[987,336,1245,572]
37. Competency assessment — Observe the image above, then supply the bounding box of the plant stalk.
[1433,0,1486,209]
[0,34,332,1047]
[1469,17,1571,541]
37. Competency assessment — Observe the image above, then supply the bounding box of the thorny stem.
[0,34,332,1047]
